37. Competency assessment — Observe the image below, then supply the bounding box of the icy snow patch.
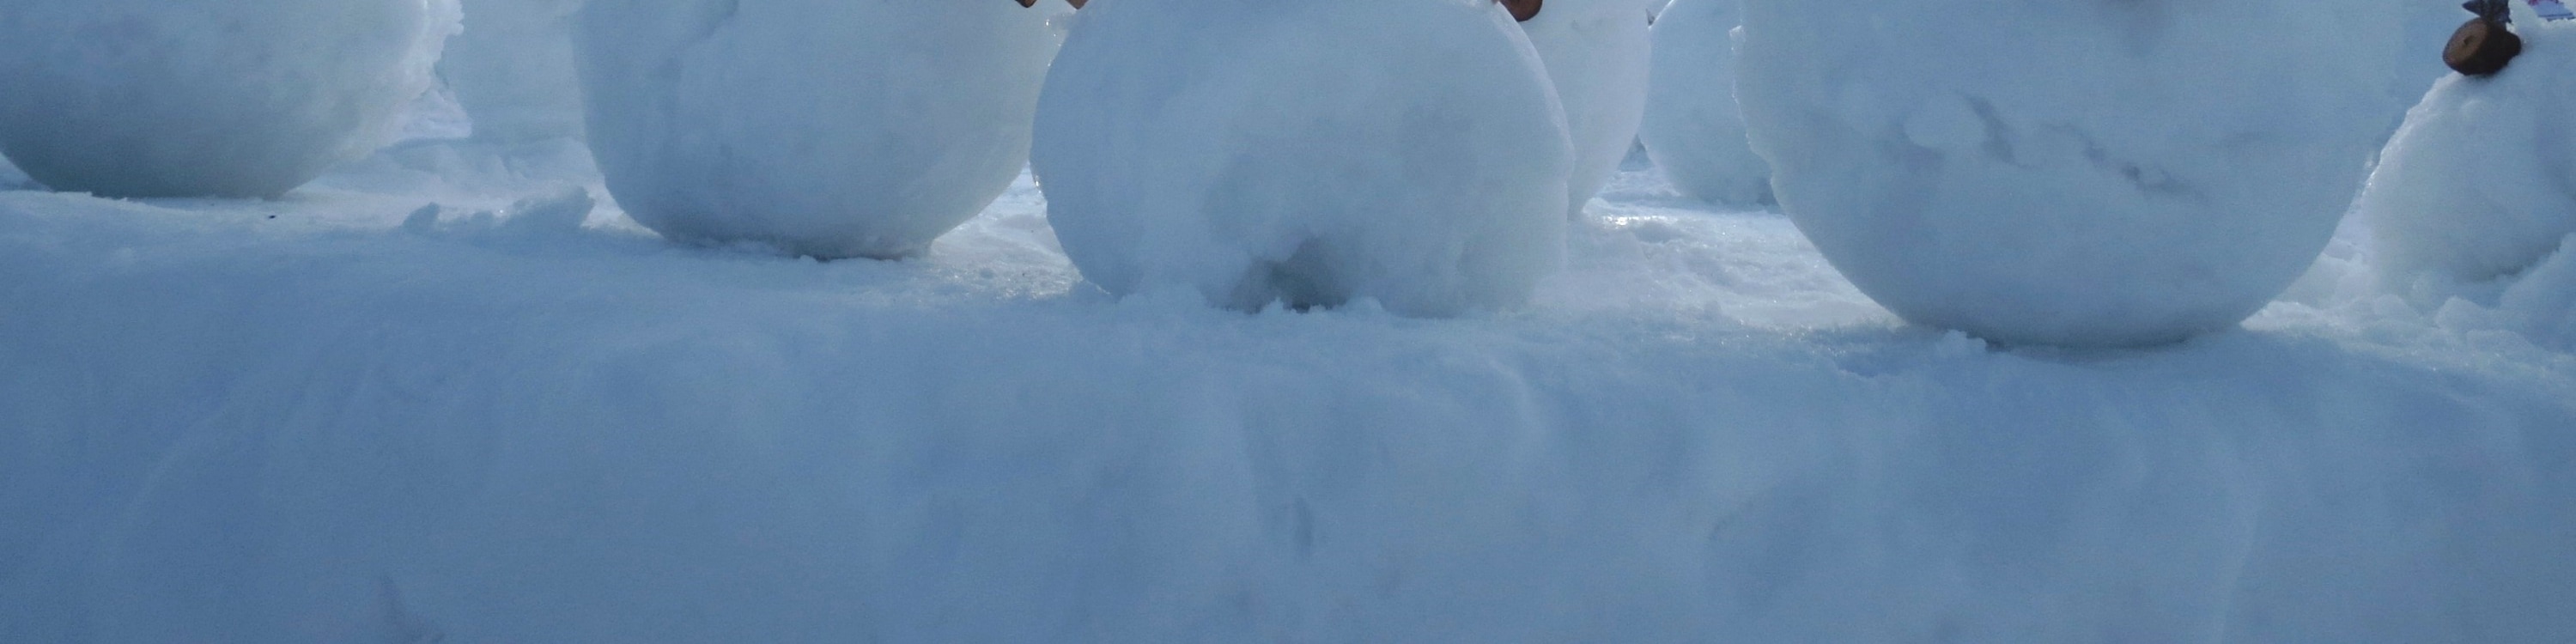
[575,0,1068,259]
[1735,0,2413,347]
[0,0,459,198]
[1033,0,1572,317]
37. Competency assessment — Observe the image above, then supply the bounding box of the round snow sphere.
[1032,0,1572,318]
[576,0,1071,259]
[443,0,587,143]
[1637,0,1771,207]
[0,0,459,198]
[1735,0,2411,346]
[1520,0,1655,216]
[2359,23,2576,295]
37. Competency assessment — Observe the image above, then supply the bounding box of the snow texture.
[0,0,458,198]
[574,0,1069,259]
[0,155,27,191]
[1639,0,1772,207]
[1032,0,1572,317]
[440,0,588,143]
[1521,0,1657,216]
[1735,0,2414,347]
[2,138,2573,641]
[2359,21,2576,299]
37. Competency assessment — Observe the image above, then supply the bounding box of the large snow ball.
[1638,0,1771,207]
[0,0,459,198]
[1033,0,1573,318]
[1735,0,2411,346]
[1521,0,1656,216]
[2357,22,2576,295]
[575,0,1071,260]
[442,0,588,143]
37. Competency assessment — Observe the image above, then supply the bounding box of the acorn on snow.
[2447,0,2523,76]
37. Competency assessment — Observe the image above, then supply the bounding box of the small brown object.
[1499,0,1540,22]
[1016,0,1035,7]
[2445,18,2523,76]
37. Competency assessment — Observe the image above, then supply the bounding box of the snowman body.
[0,0,458,197]
[1521,0,1656,216]
[1735,0,2410,346]
[443,0,589,143]
[1031,0,1572,317]
[577,0,1069,259]
[1638,0,1771,207]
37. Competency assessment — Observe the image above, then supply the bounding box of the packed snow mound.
[576,0,1069,259]
[1033,0,1572,317]
[1639,0,1771,207]
[440,0,587,143]
[1520,0,1656,216]
[1735,0,2412,347]
[3,167,2574,642]
[2357,21,2576,301]
[0,0,457,199]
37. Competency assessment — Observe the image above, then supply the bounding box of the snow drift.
[575,0,1068,259]
[1735,0,2413,346]
[0,0,458,198]
[2,163,2573,641]
[1032,0,1571,317]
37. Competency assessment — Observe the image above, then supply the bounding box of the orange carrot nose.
[1499,0,1540,21]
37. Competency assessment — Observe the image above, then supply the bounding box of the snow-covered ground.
[3,137,2571,641]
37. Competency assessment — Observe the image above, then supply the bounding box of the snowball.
[1521,0,1656,216]
[0,0,459,198]
[575,0,1071,259]
[1735,0,2412,346]
[2356,22,2576,298]
[1031,0,1572,317]
[1638,0,1771,207]
[441,0,587,143]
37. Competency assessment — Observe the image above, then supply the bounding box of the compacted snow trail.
[2,147,2572,641]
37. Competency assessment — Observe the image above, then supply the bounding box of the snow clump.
[441,0,588,143]
[1520,0,1657,216]
[0,0,459,198]
[1033,0,1573,317]
[1734,0,2413,346]
[576,0,1072,259]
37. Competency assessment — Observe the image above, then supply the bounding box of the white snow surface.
[440,0,588,143]
[0,0,458,198]
[1639,0,1771,207]
[1032,0,1572,317]
[1735,0,2415,347]
[574,0,1068,260]
[2,125,2573,642]
[1522,0,1657,216]
[2359,21,2576,300]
